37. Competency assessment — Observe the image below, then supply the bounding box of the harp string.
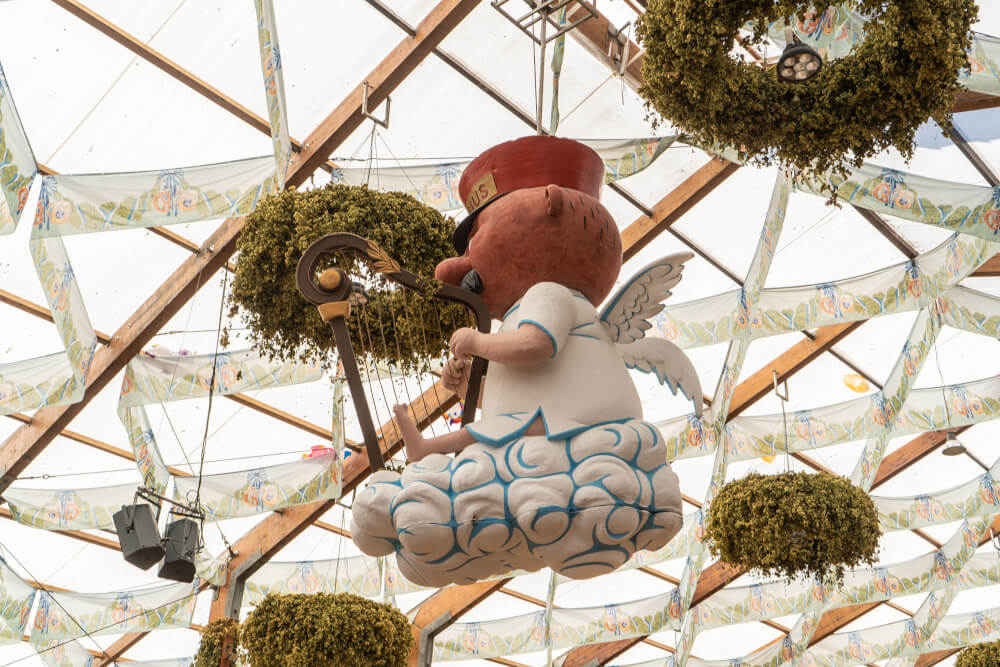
[398,286,439,439]
[360,280,402,445]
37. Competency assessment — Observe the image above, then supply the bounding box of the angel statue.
[352,136,702,587]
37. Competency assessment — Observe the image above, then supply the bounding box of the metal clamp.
[772,370,789,402]
[362,82,390,129]
[606,22,631,76]
[491,0,598,45]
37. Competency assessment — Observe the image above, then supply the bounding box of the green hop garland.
[705,472,882,585]
[194,617,242,667]
[230,184,467,371]
[240,593,413,667]
[957,640,1000,667]
[636,0,978,182]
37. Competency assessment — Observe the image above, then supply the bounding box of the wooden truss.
[0,1,998,666]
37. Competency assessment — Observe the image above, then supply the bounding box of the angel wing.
[619,337,703,417]
[600,253,694,344]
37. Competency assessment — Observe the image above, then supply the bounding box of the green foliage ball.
[194,617,241,667]
[636,0,977,183]
[240,593,413,667]
[957,640,1000,667]
[230,184,466,371]
[705,472,881,585]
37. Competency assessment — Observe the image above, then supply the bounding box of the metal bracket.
[416,611,452,667]
[222,549,262,619]
[772,370,789,402]
[606,22,631,76]
[362,82,390,129]
[491,0,598,45]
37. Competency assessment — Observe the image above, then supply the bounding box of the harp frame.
[296,233,490,473]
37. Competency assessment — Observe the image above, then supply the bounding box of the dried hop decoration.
[230,184,467,371]
[636,0,977,185]
[956,639,1000,667]
[194,617,242,667]
[240,593,413,667]
[705,472,881,585]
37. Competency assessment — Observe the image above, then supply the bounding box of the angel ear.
[545,184,564,217]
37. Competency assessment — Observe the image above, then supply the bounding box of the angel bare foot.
[393,404,476,463]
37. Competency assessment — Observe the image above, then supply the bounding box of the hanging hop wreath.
[230,184,467,371]
[705,472,881,585]
[239,593,413,667]
[194,617,242,667]
[956,640,1000,667]
[636,0,978,184]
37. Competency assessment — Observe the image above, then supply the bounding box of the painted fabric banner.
[797,165,1000,244]
[28,580,198,644]
[0,556,35,642]
[244,554,384,603]
[29,638,96,667]
[30,157,277,238]
[331,136,677,212]
[0,352,79,418]
[253,0,292,184]
[117,348,324,496]
[172,451,340,521]
[4,481,138,531]
[652,233,996,352]
[0,61,37,236]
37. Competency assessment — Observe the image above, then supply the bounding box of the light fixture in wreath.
[636,0,978,184]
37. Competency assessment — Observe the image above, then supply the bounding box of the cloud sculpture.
[351,420,683,587]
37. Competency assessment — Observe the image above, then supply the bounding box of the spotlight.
[777,29,822,84]
[113,503,164,570]
[158,518,200,583]
[941,432,968,457]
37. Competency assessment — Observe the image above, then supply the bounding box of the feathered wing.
[619,338,703,417]
[599,253,694,344]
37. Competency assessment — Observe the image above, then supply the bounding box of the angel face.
[435,185,623,319]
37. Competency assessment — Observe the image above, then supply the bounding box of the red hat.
[453,136,605,253]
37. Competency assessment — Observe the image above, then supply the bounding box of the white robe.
[467,281,643,445]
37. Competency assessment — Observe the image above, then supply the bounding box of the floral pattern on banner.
[0,556,36,642]
[0,352,79,418]
[798,165,1000,244]
[0,60,37,236]
[253,0,292,183]
[4,482,137,531]
[331,137,677,213]
[117,348,324,496]
[29,637,96,667]
[30,157,278,237]
[172,452,340,521]
[28,581,197,644]
[245,556,384,603]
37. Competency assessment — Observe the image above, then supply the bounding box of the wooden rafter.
[556,339,985,666]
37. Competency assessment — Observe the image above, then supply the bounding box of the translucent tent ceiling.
[0,1,1000,665]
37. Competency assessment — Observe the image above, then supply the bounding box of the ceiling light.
[777,29,822,84]
[941,432,968,457]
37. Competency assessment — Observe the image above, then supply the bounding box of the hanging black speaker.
[113,503,164,570]
[158,518,199,583]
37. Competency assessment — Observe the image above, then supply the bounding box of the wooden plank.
[621,158,741,262]
[0,217,244,494]
[953,89,1000,113]
[728,321,864,418]
[206,379,455,624]
[914,648,960,666]
[286,0,480,184]
[0,507,120,550]
[50,0,272,137]
[408,579,510,666]
[972,253,1000,277]
[871,427,970,488]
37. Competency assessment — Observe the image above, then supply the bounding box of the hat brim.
[452,191,511,254]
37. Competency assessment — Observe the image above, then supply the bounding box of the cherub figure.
[353,136,701,586]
